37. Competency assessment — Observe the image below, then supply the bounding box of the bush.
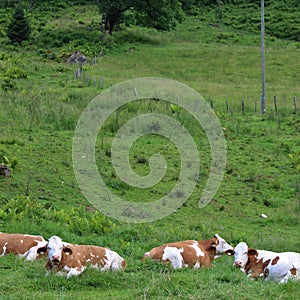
[6,6,31,44]
[0,77,17,91]
[0,195,118,237]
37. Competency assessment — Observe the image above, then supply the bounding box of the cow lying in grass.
[0,232,47,261]
[226,242,300,283]
[142,234,233,269]
[37,236,126,278]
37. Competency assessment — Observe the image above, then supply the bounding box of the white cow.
[262,252,300,283]
[226,242,300,283]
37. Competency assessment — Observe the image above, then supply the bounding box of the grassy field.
[0,2,300,299]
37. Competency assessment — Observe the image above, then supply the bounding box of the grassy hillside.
[218,0,300,41]
[0,1,300,299]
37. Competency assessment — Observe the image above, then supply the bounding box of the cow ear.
[263,259,271,268]
[248,248,258,256]
[63,247,73,255]
[212,236,219,245]
[37,245,48,254]
[208,244,217,252]
[225,249,234,256]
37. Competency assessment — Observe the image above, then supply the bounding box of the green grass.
[1,255,300,300]
[0,1,300,299]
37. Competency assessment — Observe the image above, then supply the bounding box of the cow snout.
[234,261,243,268]
[51,255,60,263]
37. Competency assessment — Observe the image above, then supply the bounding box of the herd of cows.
[0,232,300,283]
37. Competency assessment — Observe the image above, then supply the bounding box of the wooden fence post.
[274,96,278,115]
[242,100,245,115]
[226,100,229,113]
[293,96,297,113]
[133,87,138,99]
[101,76,104,89]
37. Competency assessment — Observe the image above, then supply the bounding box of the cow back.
[60,244,108,268]
[0,233,45,257]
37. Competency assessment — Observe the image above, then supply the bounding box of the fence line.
[72,68,299,115]
[213,96,299,115]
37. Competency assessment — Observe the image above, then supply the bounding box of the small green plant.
[288,152,300,170]
[0,77,16,91]
[1,155,18,170]
[5,65,27,79]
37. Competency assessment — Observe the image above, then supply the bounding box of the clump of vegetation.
[288,152,300,170]
[0,55,28,91]
[1,154,18,169]
[0,196,117,237]
[6,6,31,44]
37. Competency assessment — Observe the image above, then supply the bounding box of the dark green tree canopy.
[98,0,184,34]
[134,0,184,31]
[6,6,31,43]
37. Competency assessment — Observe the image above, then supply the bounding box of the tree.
[135,0,184,31]
[98,0,132,35]
[98,0,184,34]
[6,6,31,44]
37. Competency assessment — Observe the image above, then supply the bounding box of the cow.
[142,234,233,269]
[0,232,47,261]
[225,242,300,283]
[37,236,126,278]
[225,242,277,276]
[262,253,300,283]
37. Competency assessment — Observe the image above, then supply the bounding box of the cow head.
[214,234,233,258]
[225,242,249,270]
[37,236,72,265]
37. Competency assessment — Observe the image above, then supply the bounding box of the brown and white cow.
[0,232,47,261]
[142,234,233,269]
[37,236,126,278]
[226,242,300,283]
[262,252,300,283]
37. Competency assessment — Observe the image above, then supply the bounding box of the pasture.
[0,2,300,299]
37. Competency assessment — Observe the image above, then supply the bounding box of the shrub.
[6,6,31,44]
[0,77,17,91]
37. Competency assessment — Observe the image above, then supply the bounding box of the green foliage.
[5,65,27,79]
[0,196,117,237]
[288,152,300,170]
[220,1,300,41]
[0,53,28,91]
[0,77,16,91]
[170,0,300,42]
[179,0,204,16]
[0,196,45,222]
[6,6,31,44]
[49,207,116,236]
[98,0,184,34]
[98,0,131,34]
[0,154,18,170]
[135,0,184,31]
